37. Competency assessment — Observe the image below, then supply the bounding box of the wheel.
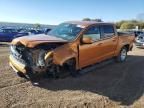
[16,72,26,78]
[66,59,79,77]
[116,47,127,62]
[16,71,32,80]
[25,69,36,81]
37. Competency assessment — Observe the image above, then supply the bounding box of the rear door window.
[101,25,115,38]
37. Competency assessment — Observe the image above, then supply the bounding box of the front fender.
[53,44,78,66]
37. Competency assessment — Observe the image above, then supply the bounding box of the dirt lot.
[0,43,144,108]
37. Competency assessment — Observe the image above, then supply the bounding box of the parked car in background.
[28,29,44,35]
[135,34,144,48]
[0,28,29,42]
[44,28,51,34]
[134,31,144,37]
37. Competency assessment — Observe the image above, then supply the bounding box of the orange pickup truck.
[9,21,135,79]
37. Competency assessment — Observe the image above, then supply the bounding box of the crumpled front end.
[9,43,60,78]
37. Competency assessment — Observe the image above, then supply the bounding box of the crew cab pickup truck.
[9,21,135,79]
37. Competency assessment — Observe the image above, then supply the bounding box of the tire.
[16,72,26,78]
[116,47,127,62]
[16,71,32,80]
[25,69,37,81]
[66,59,78,77]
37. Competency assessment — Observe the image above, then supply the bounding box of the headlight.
[38,50,47,66]
[10,45,21,58]
[10,45,16,53]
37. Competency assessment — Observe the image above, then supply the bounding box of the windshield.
[48,23,83,41]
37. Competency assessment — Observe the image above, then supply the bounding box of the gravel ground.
[0,43,144,108]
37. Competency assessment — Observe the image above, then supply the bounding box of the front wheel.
[65,59,79,77]
[115,47,127,62]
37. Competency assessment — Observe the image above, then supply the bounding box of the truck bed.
[118,32,134,36]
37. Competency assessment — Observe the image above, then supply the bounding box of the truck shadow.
[35,55,144,105]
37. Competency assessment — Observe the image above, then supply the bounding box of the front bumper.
[9,55,27,74]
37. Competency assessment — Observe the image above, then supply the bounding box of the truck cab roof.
[65,21,114,27]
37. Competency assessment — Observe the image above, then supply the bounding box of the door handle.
[98,43,103,45]
[112,39,116,42]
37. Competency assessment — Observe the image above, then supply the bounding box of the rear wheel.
[116,47,127,62]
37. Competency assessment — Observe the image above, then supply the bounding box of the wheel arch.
[123,44,130,51]
[59,56,77,68]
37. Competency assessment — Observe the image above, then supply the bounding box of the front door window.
[83,26,101,42]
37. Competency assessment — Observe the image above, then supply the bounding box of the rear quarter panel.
[114,34,135,56]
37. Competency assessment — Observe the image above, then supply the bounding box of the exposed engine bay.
[10,43,65,76]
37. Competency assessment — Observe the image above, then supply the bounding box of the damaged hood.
[11,34,68,48]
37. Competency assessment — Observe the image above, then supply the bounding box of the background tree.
[34,23,41,29]
[115,20,127,29]
[120,22,135,30]
[92,19,103,22]
[139,23,144,29]
[116,20,144,30]
[83,18,103,22]
[82,18,91,21]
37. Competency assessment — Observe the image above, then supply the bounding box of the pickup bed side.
[114,33,134,56]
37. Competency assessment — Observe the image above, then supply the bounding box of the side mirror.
[82,37,93,44]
